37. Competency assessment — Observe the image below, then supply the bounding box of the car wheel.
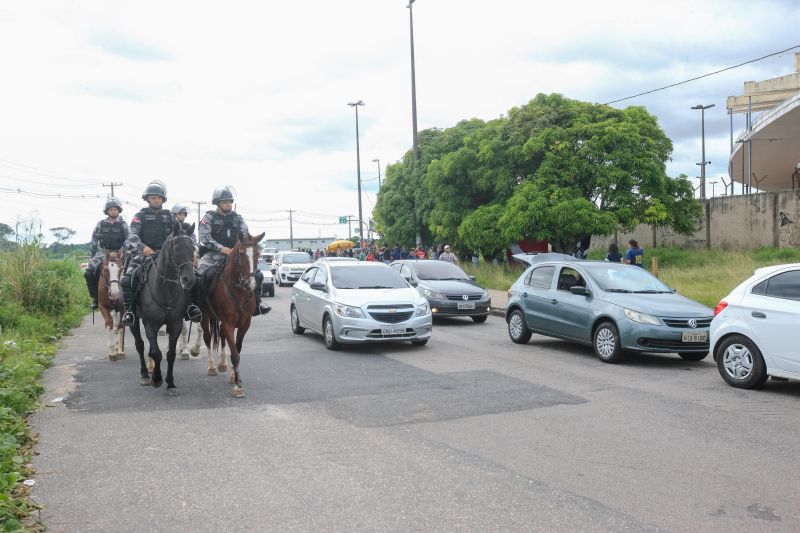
[678,352,708,361]
[290,305,305,334]
[323,315,340,351]
[716,335,768,389]
[507,309,532,344]
[593,321,624,363]
[471,315,488,323]
[411,339,428,346]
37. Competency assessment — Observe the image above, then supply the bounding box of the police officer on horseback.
[171,203,197,246]
[192,186,271,316]
[120,181,202,326]
[84,197,130,309]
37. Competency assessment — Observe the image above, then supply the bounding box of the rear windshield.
[414,261,469,280]
[331,266,408,289]
[282,253,311,264]
[580,263,671,292]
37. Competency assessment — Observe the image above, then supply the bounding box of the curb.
[489,307,506,319]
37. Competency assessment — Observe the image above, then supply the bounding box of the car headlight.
[423,289,446,300]
[623,308,661,326]
[482,289,490,300]
[333,303,365,318]
[416,303,430,316]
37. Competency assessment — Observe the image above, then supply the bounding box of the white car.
[273,251,314,287]
[290,261,432,350]
[711,263,800,388]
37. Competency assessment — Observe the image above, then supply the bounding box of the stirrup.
[90,297,98,309]
[121,311,135,326]
[255,303,271,316]
[186,305,202,323]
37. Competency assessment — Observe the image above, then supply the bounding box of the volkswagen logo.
[462,295,469,301]
[687,319,697,329]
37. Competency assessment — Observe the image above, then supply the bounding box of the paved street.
[32,287,800,532]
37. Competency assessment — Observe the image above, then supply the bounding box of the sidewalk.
[487,288,508,318]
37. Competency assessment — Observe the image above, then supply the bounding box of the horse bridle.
[154,235,195,284]
[230,242,258,288]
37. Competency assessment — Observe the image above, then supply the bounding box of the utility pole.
[103,181,123,197]
[372,158,382,189]
[691,104,714,200]
[192,201,206,230]
[288,209,294,249]
[348,101,365,248]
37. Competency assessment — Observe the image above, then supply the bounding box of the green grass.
[465,247,800,308]
[0,245,86,530]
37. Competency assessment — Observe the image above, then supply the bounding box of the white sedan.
[290,261,432,350]
[711,263,800,388]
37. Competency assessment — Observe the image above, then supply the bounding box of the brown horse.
[200,231,265,398]
[98,250,126,361]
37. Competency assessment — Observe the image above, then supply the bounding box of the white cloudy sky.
[1,0,798,244]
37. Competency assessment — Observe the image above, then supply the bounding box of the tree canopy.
[373,93,701,255]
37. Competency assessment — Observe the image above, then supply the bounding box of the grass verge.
[0,245,86,530]
[464,247,800,308]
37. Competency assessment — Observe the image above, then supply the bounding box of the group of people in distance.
[83,181,270,327]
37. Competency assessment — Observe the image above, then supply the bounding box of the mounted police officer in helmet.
[192,186,271,316]
[120,181,202,326]
[171,203,197,246]
[84,197,129,309]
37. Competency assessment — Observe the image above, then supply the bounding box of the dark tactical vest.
[210,212,242,249]
[98,220,126,251]
[137,208,173,250]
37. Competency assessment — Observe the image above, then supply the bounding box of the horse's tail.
[210,319,221,354]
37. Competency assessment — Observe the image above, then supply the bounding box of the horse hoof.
[218,364,228,372]
[233,387,246,399]
[166,388,178,397]
[152,379,163,388]
[116,352,126,359]
[180,352,190,360]
[190,348,200,356]
[140,377,152,386]
[207,368,218,376]
[108,354,117,362]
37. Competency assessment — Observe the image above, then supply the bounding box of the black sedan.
[390,260,491,322]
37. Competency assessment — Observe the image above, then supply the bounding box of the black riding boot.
[253,271,271,316]
[84,267,98,309]
[120,274,135,326]
[186,287,202,322]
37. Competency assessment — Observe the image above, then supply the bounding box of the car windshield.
[580,263,672,293]
[414,261,470,280]
[282,253,311,264]
[331,266,408,289]
[257,260,269,271]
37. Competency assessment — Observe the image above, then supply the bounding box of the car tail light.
[713,300,728,316]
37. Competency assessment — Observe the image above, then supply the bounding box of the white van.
[273,251,314,287]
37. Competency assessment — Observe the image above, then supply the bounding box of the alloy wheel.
[596,328,616,359]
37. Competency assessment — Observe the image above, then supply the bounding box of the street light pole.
[348,100,365,247]
[691,104,715,200]
[709,180,718,198]
[407,0,419,162]
[371,158,381,189]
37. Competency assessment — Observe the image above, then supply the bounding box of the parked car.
[711,263,800,388]
[390,259,491,322]
[511,252,573,268]
[273,251,313,287]
[290,261,432,350]
[260,247,279,265]
[316,256,359,263]
[505,259,714,363]
[257,259,275,297]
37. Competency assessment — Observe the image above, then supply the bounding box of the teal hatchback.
[505,259,714,363]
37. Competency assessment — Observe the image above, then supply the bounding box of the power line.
[103,181,123,197]
[0,186,105,199]
[0,157,102,184]
[603,44,800,105]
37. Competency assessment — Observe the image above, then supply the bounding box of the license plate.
[381,327,407,336]
[682,331,708,343]
[457,302,475,310]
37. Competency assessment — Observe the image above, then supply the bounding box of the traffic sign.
[339,216,347,224]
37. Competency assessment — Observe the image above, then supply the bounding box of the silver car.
[290,261,433,350]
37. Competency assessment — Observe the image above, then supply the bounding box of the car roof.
[752,262,800,277]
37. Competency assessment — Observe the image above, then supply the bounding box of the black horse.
[129,221,196,395]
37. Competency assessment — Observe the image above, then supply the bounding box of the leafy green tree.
[458,204,507,260]
[49,226,76,245]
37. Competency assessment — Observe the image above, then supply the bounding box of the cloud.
[90,33,169,61]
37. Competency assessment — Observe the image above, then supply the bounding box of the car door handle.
[751,311,766,319]
[522,292,528,298]
[550,299,557,305]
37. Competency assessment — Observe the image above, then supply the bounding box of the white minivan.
[711,263,800,388]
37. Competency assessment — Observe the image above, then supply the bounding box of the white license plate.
[682,331,708,343]
[457,302,476,310]
[381,327,407,336]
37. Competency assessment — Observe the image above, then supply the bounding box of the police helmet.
[211,186,236,206]
[141,180,167,202]
[171,203,189,216]
[104,197,123,215]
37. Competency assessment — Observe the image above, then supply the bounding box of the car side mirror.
[469,275,476,281]
[570,285,591,296]
[310,282,328,292]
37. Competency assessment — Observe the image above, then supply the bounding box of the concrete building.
[728,53,800,192]
[263,237,338,252]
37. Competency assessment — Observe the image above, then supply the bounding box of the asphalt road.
[31,286,800,532]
